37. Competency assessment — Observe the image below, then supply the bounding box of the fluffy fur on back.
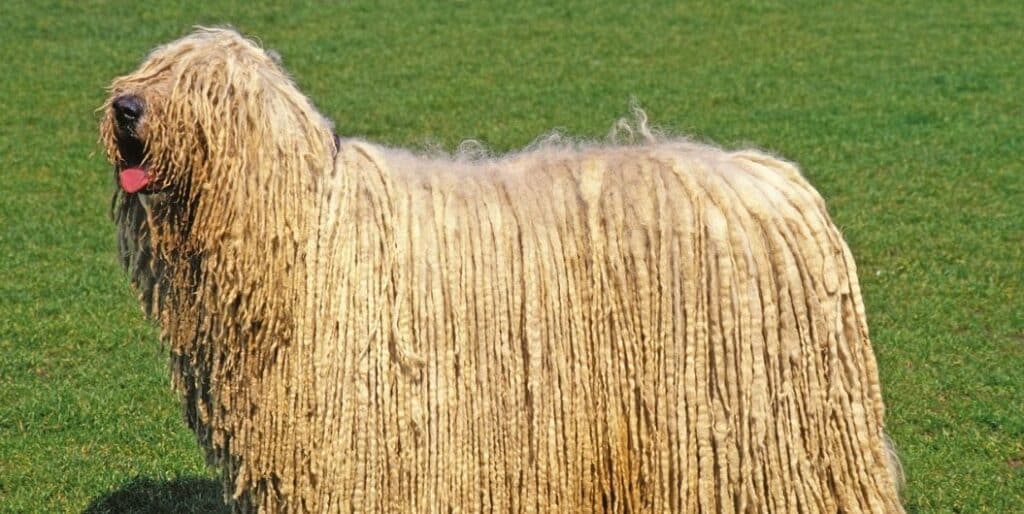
[101,28,904,513]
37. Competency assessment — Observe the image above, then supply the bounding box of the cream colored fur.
[102,28,904,513]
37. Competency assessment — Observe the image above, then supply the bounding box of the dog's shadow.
[83,475,228,514]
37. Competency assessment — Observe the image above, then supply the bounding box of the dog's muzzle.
[112,94,151,194]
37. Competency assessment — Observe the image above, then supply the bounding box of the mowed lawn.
[1,1,1020,512]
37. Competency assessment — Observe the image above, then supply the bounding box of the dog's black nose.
[113,95,144,129]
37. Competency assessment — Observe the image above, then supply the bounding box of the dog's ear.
[265,49,283,66]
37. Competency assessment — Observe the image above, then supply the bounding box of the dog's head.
[101,27,332,200]
[101,27,334,319]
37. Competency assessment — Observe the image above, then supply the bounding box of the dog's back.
[280,138,903,512]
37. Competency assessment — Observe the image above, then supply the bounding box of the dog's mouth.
[116,133,151,194]
[112,94,155,194]
[119,166,150,194]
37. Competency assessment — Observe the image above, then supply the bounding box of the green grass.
[1,1,1021,511]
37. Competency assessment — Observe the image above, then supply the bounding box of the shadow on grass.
[83,475,228,514]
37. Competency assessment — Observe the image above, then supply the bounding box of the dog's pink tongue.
[119,168,150,193]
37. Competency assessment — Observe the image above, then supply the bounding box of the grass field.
[1,1,1021,512]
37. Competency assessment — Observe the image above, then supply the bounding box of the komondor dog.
[101,28,904,513]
